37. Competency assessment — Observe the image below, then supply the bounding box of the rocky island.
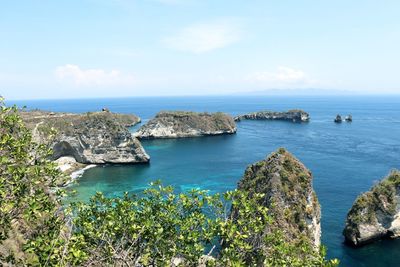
[20,110,150,177]
[235,148,321,248]
[343,170,400,247]
[234,109,310,122]
[135,111,237,139]
[334,114,342,123]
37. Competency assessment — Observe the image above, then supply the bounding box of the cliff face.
[21,111,150,164]
[236,148,321,248]
[135,111,237,139]
[234,110,310,122]
[343,170,400,247]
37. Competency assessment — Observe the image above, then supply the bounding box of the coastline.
[66,164,97,186]
[29,96,400,266]
[55,156,97,187]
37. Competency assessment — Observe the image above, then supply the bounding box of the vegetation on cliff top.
[345,170,400,226]
[18,109,150,165]
[137,111,236,139]
[21,111,140,137]
[0,100,337,266]
[238,147,320,246]
[158,111,235,131]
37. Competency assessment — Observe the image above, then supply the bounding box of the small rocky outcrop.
[343,170,400,247]
[236,148,321,248]
[345,115,352,122]
[234,110,309,122]
[20,110,149,165]
[135,111,237,139]
[334,115,342,123]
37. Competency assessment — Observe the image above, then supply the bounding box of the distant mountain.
[234,88,361,96]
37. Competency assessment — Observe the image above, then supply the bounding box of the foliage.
[346,170,400,225]
[0,98,67,265]
[0,99,338,266]
[149,111,236,133]
[67,184,222,266]
[66,185,338,266]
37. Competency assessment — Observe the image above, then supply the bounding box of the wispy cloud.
[54,64,135,86]
[163,19,242,53]
[247,66,310,83]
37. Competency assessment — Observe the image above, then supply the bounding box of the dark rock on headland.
[235,148,321,248]
[343,170,400,247]
[20,110,149,165]
[234,110,309,122]
[135,111,237,139]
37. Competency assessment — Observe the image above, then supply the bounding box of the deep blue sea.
[11,96,400,266]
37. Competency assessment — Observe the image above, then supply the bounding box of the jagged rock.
[345,115,352,122]
[234,110,309,122]
[20,110,149,165]
[343,170,400,247]
[135,111,237,139]
[334,114,342,123]
[236,148,321,248]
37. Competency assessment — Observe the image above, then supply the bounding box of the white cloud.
[163,19,242,53]
[54,64,135,86]
[248,67,308,83]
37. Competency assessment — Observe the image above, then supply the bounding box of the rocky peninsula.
[20,110,150,172]
[343,170,400,247]
[234,109,310,122]
[235,148,321,248]
[135,111,237,139]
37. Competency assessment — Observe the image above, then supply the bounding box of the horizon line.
[5,92,400,102]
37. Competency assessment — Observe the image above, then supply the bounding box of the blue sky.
[1,0,400,99]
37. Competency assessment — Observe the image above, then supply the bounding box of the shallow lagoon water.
[13,96,400,266]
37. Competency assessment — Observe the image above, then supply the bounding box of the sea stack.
[345,115,353,122]
[135,111,237,139]
[343,170,400,247]
[234,110,310,122]
[334,114,342,123]
[235,148,321,248]
[20,110,150,165]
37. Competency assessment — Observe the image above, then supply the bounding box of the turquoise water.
[12,96,400,266]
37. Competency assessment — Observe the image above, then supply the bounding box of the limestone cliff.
[343,170,400,247]
[135,111,237,139]
[234,110,310,122]
[20,110,150,165]
[236,148,321,248]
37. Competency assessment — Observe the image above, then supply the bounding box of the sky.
[1,0,400,100]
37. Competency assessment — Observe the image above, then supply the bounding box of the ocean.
[11,95,400,266]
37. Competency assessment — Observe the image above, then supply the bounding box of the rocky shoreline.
[234,109,310,122]
[21,110,150,183]
[21,109,150,165]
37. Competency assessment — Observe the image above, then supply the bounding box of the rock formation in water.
[135,111,237,139]
[334,114,342,123]
[234,110,310,122]
[20,110,150,165]
[345,115,353,122]
[343,170,400,247]
[235,148,321,248]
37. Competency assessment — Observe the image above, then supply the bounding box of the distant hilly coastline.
[232,88,367,96]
